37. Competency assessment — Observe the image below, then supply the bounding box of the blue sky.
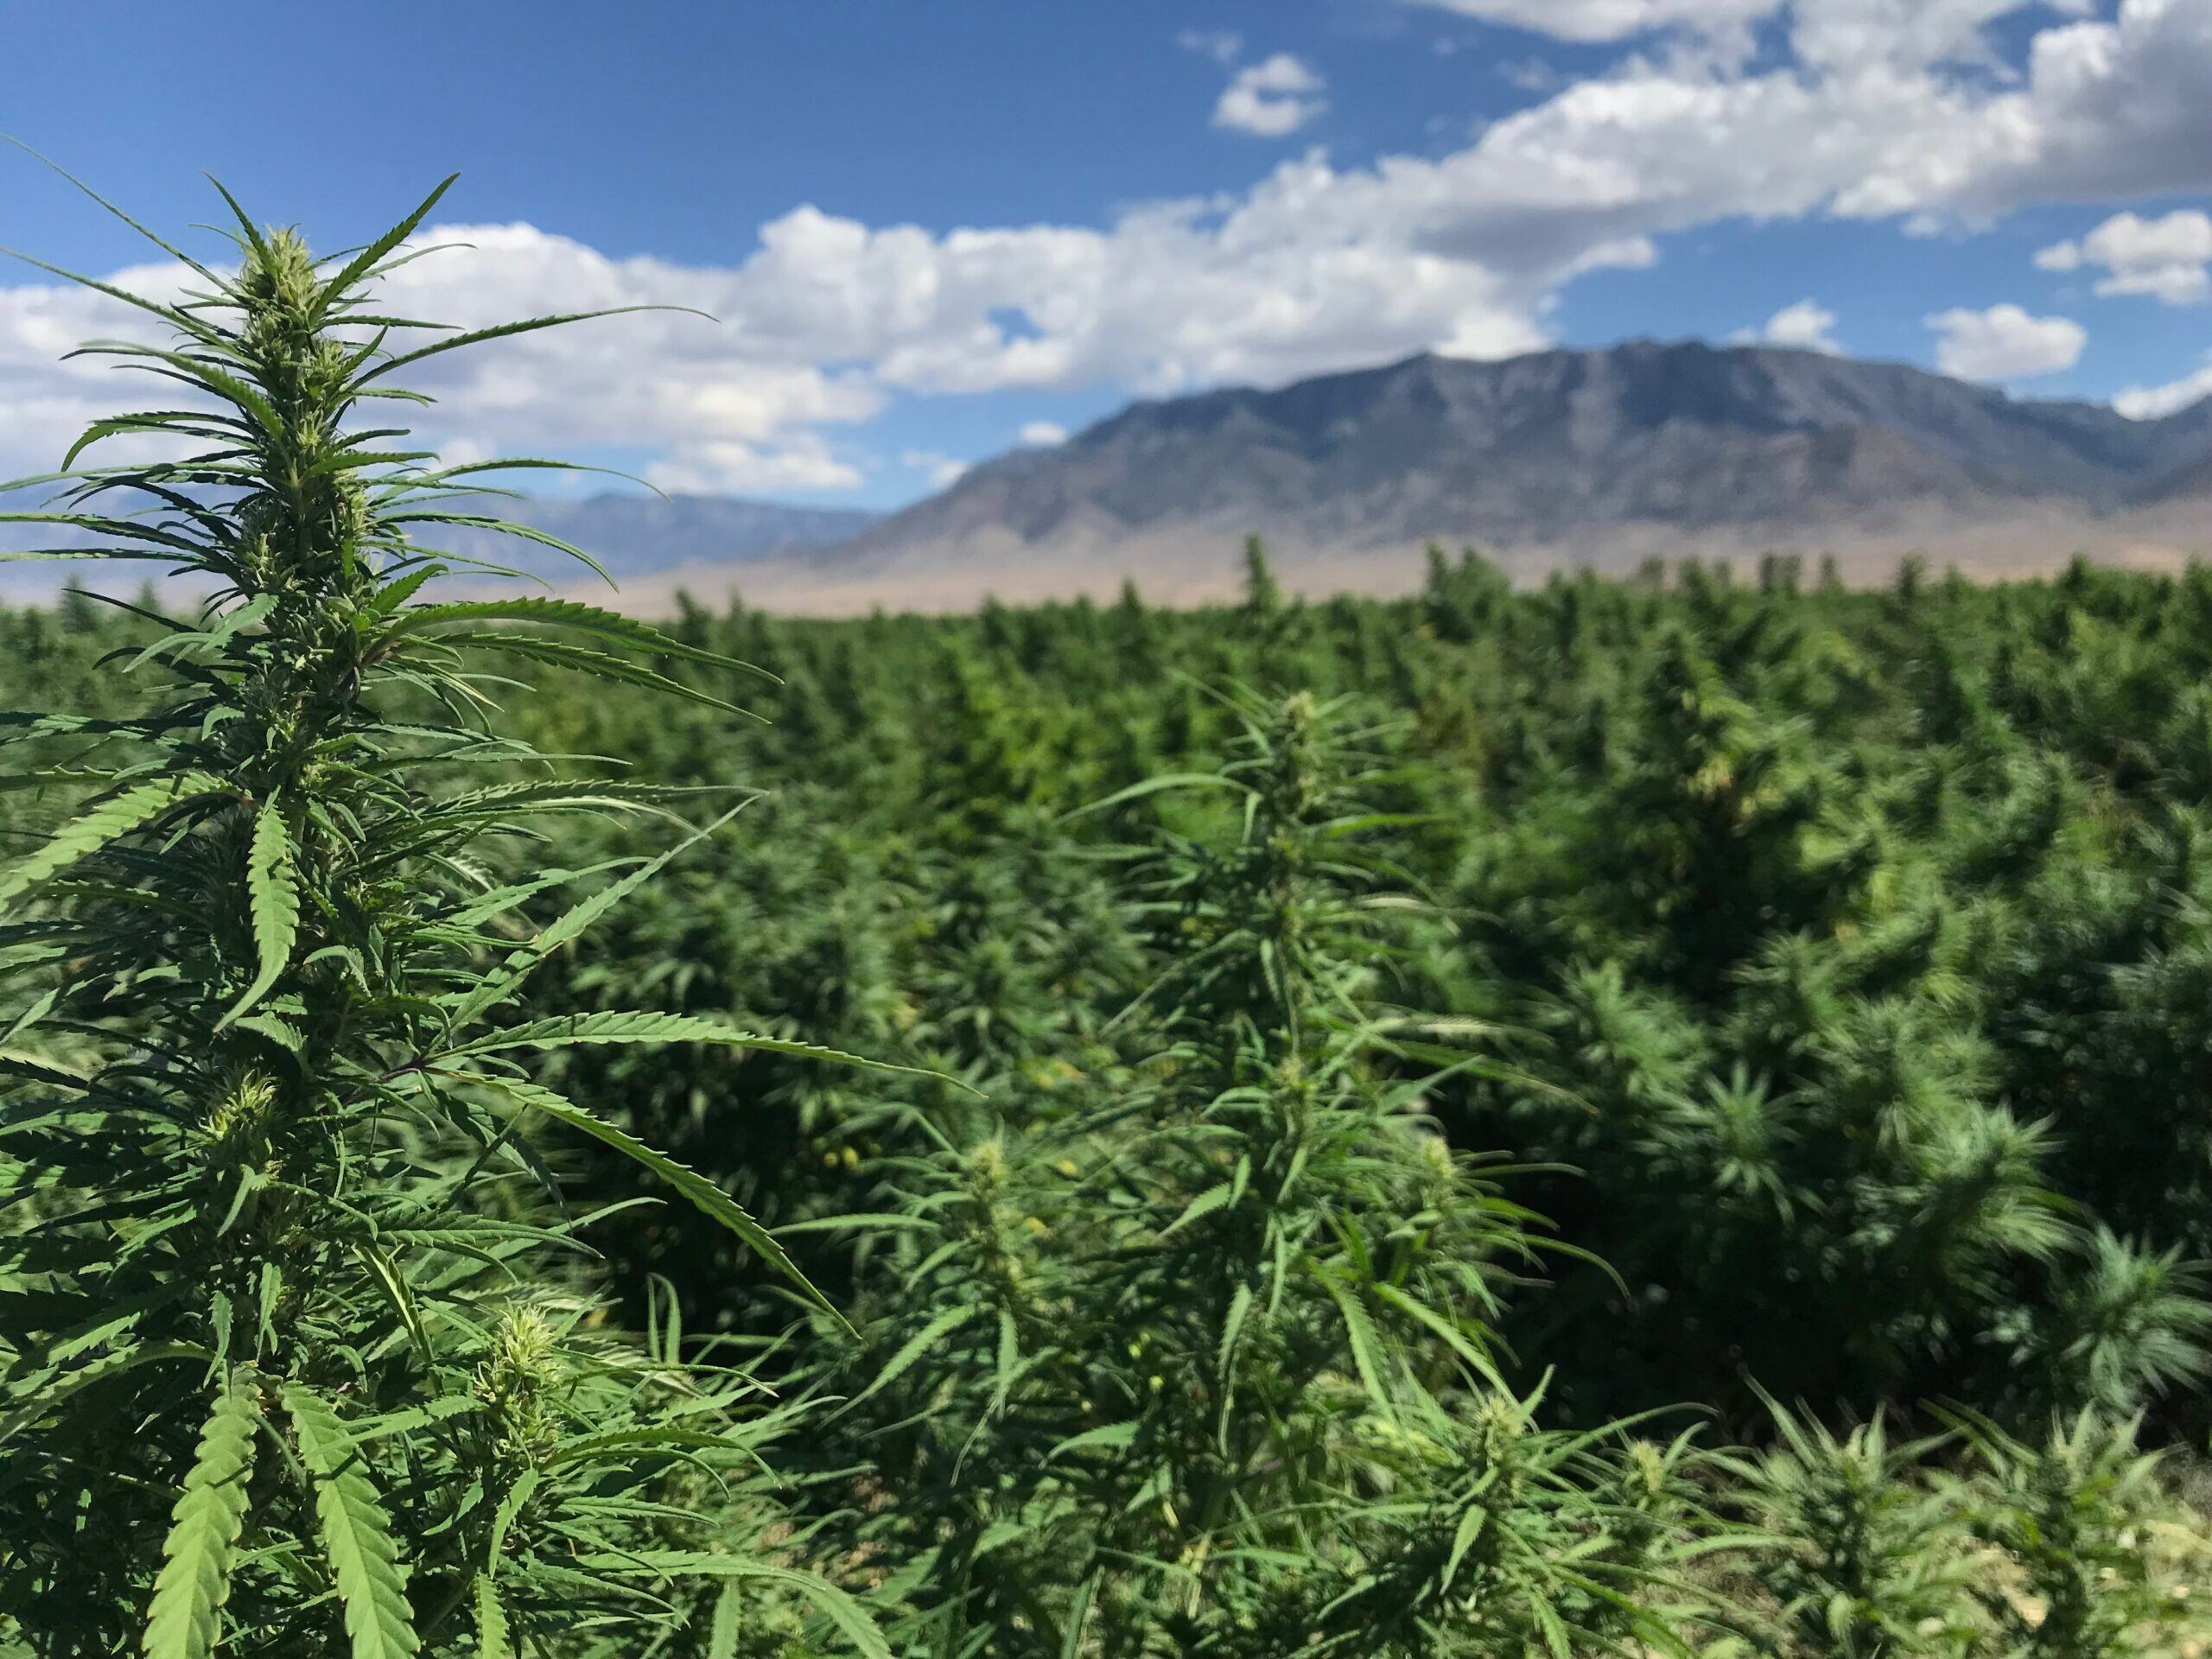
[4,0,2212,506]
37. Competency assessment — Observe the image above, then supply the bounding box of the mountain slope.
[835,342,2212,581]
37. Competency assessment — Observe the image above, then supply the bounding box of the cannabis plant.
[0,176,901,1657]
[1721,1408,1980,1659]
[787,690,1713,1658]
[1949,1410,2206,1659]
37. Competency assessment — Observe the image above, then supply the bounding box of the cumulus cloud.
[1926,303,2087,380]
[2114,353,2212,419]
[1019,421,1070,445]
[1415,0,2100,64]
[0,188,1567,486]
[1213,54,1328,137]
[2037,209,2212,304]
[1736,299,1843,353]
[646,438,862,494]
[1406,0,1779,43]
[0,257,198,476]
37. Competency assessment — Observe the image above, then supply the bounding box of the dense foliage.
[0,180,898,1659]
[4,180,2212,1657]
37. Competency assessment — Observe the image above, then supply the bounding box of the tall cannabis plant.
[0,176,900,1657]
[791,690,1716,1658]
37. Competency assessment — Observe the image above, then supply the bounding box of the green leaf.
[472,1576,509,1659]
[1218,1281,1254,1382]
[388,597,770,678]
[1061,1570,1102,1659]
[286,1385,421,1659]
[835,1304,981,1415]
[431,1010,964,1090]
[416,631,759,719]
[550,1425,751,1467]
[1321,1277,1399,1426]
[143,1369,261,1659]
[1061,772,1256,822]
[217,798,299,1031]
[1160,1180,1235,1238]
[571,1555,887,1659]
[1048,1421,1140,1459]
[1372,1282,1505,1391]
[0,772,227,910]
[486,1467,538,1578]
[708,1584,741,1659]
[1442,1505,1488,1592]
[317,175,459,312]
[356,307,709,386]
[444,805,751,1031]
[456,1074,835,1317]
[0,1342,210,1446]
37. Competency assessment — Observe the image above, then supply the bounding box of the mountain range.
[0,486,878,600]
[425,492,880,581]
[7,341,2209,611]
[797,340,2212,609]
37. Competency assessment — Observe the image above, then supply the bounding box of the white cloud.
[1177,28,1243,65]
[1788,0,2089,76]
[1926,303,2087,380]
[1414,0,2098,65]
[1019,421,1070,445]
[1407,0,1778,43]
[0,187,1567,488]
[647,438,862,494]
[1213,54,1328,137]
[902,450,969,489]
[5,1,2212,489]
[2114,353,2212,419]
[1736,298,1843,352]
[2037,210,2212,303]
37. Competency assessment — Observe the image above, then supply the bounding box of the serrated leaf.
[472,1576,508,1659]
[389,597,768,677]
[456,1074,834,1317]
[358,307,702,390]
[486,1466,538,1575]
[1048,1420,1140,1459]
[217,798,298,1030]
[143,1368,261,1659]
[317,175,458,313]
[0,1342,208,1446]
[1160,1180,1235,1238]
[0,772,227,910]
[570,1555,887,1659]
[1218,1281,1254,1381]
[1373,1282,1505,1391]
[285,1385,420,1659]
[1322,1277,1399,1426]
[406,631,759,719]
[445,806,749,1031]
[430,1010,963,1090]
[708,1583,741,1659]
[835,1303,981,1416]
[1442,1504,1488,1592]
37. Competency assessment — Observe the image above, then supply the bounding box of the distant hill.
[429,493,880,580]
[801,341,2212,609]
[0,488,878,599]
